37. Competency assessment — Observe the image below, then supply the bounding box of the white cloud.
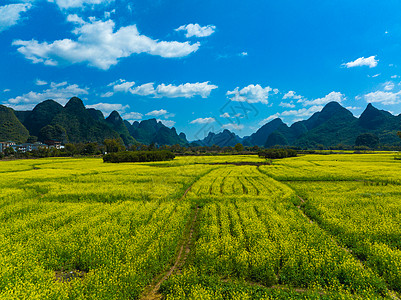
[113,80,136,93]
[391,75,399,79]
[263,106,323,124]
[49,0,114,10]
[220,112,231,118]
[346,106,361,111]
[13,17,200,70]
[122,112,143,120]
[130,83,156,96]
[5,82,88,110]
[157,119,176,127]
[122,111,143,120]
[155,82,217,98]
[363,91,401,105]
[281,105,323,117]
[35,79,48,86]
[146,109,167,117]
[190,117,215,124]
[240,52,248,56]
[343,56,378,68]
[175,23,216,38]
[222,123,244,130]
[283,90,302,100]
[86,102,129,116]
[258,113,280,125]
[104,9,115,19]
[3,89,11,93]
[279,101,295,108]
[100,91,113,98]
[368,74,381,78]
[301,91,345,106]
[107,80,216,98]
[383,81,395,91]
[227,84,274,104]
[0,4,32,32]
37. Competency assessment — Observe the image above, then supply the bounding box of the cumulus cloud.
[363,91,401,105]
[49,0,114,9]
[13,17,200,70]
[113,80,136,93]
[107,80,216,98]
[86,102,129,116]
[0,3,32,32]
[346,106,361,111]
[157,119,176,127]
[259,113,281,125]
[5,81,88,110]
[281,105,323,117]
[131,83,156,96]
[122,111,143,121]
[283,90,302,100]
[190,117,215,124]
[343,56,378,68]
[301,91,345,106]
[146,109,167,117]
[35,79,48,86]
[227,84,274,104]
[259,106,323,125]
[279,101,295,108]
[220,112,231,118]
[175,23,216,38]
[222,123,244,130]
[383,81,395,91]
[155,82,217,98]
[100,91,114,98]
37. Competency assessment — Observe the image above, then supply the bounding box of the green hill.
[22,100,64,137]
[105,111,136,146]
[0,105,29,143]
[128,118,188,146]
[49,97,120,143]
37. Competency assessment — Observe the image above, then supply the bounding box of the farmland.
[0,154,400,299]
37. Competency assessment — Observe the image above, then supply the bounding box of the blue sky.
[1,0,401,140]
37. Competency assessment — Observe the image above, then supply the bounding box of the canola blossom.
[0,154,400,299]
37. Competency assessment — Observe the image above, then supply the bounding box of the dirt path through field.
[141,206,199,300]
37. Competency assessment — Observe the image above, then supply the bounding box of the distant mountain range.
[1,97,187,146]
[1,98,401,148]
[194,101,401,148]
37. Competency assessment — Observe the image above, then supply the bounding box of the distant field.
[0,154,400,299]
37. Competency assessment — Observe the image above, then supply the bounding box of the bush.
[103,150,175,163]
[258,149,297,159]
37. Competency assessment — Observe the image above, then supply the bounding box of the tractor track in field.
[293,192,400,300]
[141,206,199,300]
[256,168,400,299]
[141,176,202,300]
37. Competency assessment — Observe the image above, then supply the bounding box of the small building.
[44,140,63,150]
[0,141,16,153]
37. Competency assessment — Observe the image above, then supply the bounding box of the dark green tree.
[355,133,379,149]
[104,138,125,153]
[27,136,38,143]
[234,143,244,152]
[38,124,67,143]
[4,147,15,156]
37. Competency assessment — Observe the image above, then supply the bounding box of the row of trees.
[103,150,175,163]
[258,149,297,159]
[2,132,401,160]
